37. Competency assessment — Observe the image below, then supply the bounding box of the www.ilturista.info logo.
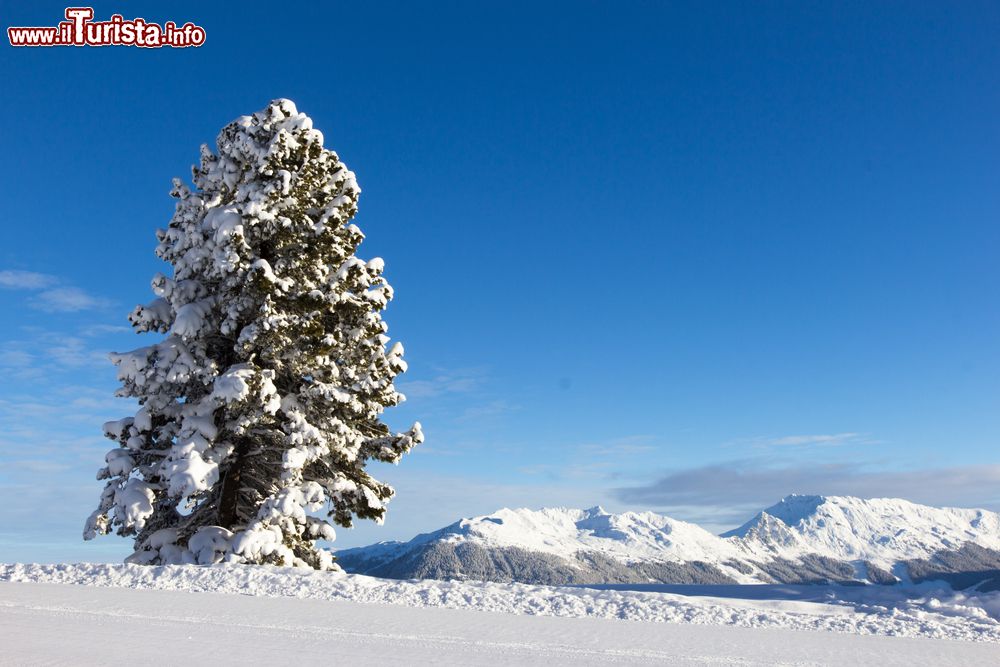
[8,7,205,48]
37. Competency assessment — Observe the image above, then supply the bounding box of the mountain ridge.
[335,495,1000,588]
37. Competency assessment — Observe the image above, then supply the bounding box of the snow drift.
[3,563,1000,645]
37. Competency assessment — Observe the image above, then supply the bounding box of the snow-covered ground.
[3,564,1000,665]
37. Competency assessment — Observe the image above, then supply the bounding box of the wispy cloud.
[0,268,111,313]
[0,331,111,378]
[517,461,615,481]
[396,366,520,426]
[767,433,861,446]
[0,349,33,368]
[507,436,656,483]
[79,323,131,337]
[397,368,485,399]
[456,399,519,421]
[0,270,57,289]
[725,432,875,451]
[47,336,109,367]
[613,459,1000,527]
[31,287,111,312]
[581,435,659,456]
[0,387,130,425]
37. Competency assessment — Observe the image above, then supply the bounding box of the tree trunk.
[217,441,248,528]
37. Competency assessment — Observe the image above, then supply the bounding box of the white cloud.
[0,268,111,312]
[79,323,131,336]
[769,433,862,446]
[31,287,110,313]
[613,459,1000,529]
[47,336,108,367]
[735,432,871,449]
[581,435,658,456]
[518,461,613,480]
[0,349,33,368]
[456,399,519,421]
[397,368,485,399]
[0,331,110,377]
[0,270,57,290]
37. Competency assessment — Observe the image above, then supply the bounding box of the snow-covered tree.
[84,99,422,570]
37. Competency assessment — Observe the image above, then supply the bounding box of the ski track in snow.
[2,563,1000,645]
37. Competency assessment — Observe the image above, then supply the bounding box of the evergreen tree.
[84,99,422,569]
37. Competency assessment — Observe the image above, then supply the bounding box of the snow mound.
[3,563,1000,643]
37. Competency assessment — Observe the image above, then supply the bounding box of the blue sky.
[1,1,998,562]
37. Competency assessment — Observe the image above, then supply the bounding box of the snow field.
[3,563,1000,644]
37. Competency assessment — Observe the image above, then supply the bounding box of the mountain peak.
[762,495,827,526]
[720,495,828,539]
[336,497,1000,586]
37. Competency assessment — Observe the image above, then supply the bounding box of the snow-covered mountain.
[335,495,1000,588]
